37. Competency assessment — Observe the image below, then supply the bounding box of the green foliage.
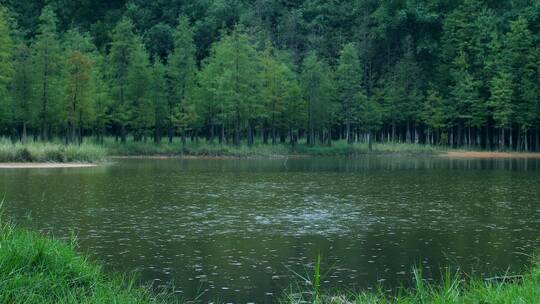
[0,218,175,303]
[10,43,33,141]
[64,30,94,144]
[2,1,540,151]
[0,5,14,132]
[32,6,63,141]
[126,38,153,141]
[301,52,334,146]
[167,16,197,142]
[197,26,261,145]
[336,43,362,143]
[489,72,514,130]
[109,17,137,142]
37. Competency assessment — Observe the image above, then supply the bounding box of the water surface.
[1,156,540,302]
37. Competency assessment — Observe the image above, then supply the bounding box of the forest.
[1,0,540,151]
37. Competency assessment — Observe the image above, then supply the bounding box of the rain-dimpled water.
[1,156,540,302]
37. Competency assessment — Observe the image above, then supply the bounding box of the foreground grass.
[284,267,540,304]
[0,140,106,163]
[0,219,176,304]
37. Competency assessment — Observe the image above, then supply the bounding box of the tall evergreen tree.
[260,43,292,145]
[167,16,197,144]
[358,92,381,151]
[126,38,153,141]
[301,52,334,146]
[489,71,514,149]
[336,43,362,144]
[89,54,110,144]
[504,17,537,150]
[64,50,91,144]
[109,17,137,143]
[0,5,14,135]
[198,27,261,146]
[150,61,167,144]
[11,43,33,142]
[63,29,95,144]
[32,6,63,141]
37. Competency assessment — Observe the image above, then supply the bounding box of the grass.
[0,139,106,163]
[104,137,446,157]
[104,138,291,157]
[2,136,515,162]
[0,215,177,304]
[3,136,537,162]
[283,260,540,304]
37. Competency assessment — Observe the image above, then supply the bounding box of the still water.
[1,156,540,302]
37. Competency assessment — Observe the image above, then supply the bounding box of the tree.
[504,17,537,150]
[197,26,261,146]
[358,92,381,151]
[421,88,446,145]
[0,5,14,136]
[489,71,513,149]
[64,50,91,144]
[11,43,33,142]
[449,52,480,147]
[32,6,63,141]
[260,43,290,145]
[301,52,334,146]
[336,43,362,144]
[126,38,152,141]
[89,54,110,144]
[167,16,196,144]
[63,29,95,144]
[109,17,137,143]
[150,61,167,144]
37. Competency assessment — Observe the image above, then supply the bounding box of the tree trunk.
[209,124,214,143]
[517,128,522,151]
[406,120,411,143]
[263,125,268,145]
[467,127,471,148]
[346,122,352,144]
[22,123,28,144]
[327,129,332,146]
[181,131,187,152]
[524,130,529,151]
[247,122,253,147]
[485,125,490,150]
[501,128,505,150]
[220,124,225,144]
[536,129,540,152]
[509,128,513,150]
[121,124,127,143]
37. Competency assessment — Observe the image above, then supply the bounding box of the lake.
[1,156,540,302]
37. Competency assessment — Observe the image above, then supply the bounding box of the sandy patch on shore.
[443,151,540,159]
[0,163,97,169]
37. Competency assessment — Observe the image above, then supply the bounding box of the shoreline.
[3,150,540,167]
[443,151,540,159]
[0,163,97,169]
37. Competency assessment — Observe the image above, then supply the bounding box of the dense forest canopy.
[1,0,540,150]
